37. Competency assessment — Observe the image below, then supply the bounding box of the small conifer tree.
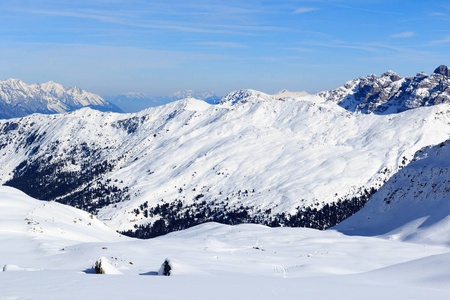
[94,261,105,274]
[159,259,171,276]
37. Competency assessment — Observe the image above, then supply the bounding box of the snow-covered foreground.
[1,186,449,299]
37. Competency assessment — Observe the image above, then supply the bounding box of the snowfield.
[1,186,449,299]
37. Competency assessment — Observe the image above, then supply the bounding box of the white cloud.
[194,42,249,48]
[294,7,318,14]
[430,36,450,44]
[390,31,415,38]
[430,12,446,17]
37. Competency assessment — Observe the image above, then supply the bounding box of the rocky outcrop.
[319,66,450,114]
[434,65,450,77]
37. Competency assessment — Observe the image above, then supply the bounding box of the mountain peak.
[39,80,65,92]
[1,78,26,88]
[219,89,274,105]
[320,66,450,114]
[381,70,401,81]
[433,65,450,77]
[3,78,24,83]
[272,90,310,99]
[0,79,121,118]
[168,90,217,100]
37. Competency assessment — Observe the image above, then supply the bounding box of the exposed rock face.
[219,89,274,105]
[319,66,450,114]
[434,65,450,77]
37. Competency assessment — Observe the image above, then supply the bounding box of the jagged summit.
[219,89,274,105]
[38,80,65,92]
[319,66,450,114]
[434,65,450,77]
[3,78,25,84]
[0,79,122,119]
[380,70,401,81]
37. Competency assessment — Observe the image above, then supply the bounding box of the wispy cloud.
[283,47,318,53]
[430,35,450,44]
[299,40,430,56]
[390,31,415,38]
[6,8,291,35]
[302,41,379,52]
[430,12,446,17]
[317,1,401,15]
[194,41,249,48]
[294,7,318,14]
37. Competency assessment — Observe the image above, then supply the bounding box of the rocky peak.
[381,71,401,82]
[320,66,450,114]
[219,89,274,105]
[433,65,450,77]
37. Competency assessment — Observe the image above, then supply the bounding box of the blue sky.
[1,0,450,96]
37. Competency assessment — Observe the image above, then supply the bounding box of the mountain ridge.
[0,79,122,119]
[0,67,449,238]
[0,90,449,237]
[319,65,450,114]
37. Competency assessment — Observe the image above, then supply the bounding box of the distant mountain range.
[0,79,121,119]
[106,90,310,113]
[105,90,221,113]
[0,78,308,117]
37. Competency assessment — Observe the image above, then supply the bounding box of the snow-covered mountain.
[319,65,450,114]
[272,89,309,99]
[335,139,450,246]
[218,89,274,105]
[0,70,449,238]
[0,79,122,119]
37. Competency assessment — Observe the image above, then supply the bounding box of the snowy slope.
[0,186,122,246]
[319,65,450,114]
[1,186,449,299]
[334,139,450,246]
[0,87,449,236]
[0,78,121,118]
